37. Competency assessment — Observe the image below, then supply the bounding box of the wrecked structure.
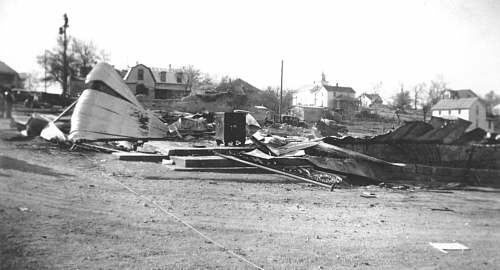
[70,63,170,141]
[12,62,500,189]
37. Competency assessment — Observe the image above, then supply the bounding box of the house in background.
[431,97,493,132]
[123,63,189,100]
[359,93,383,108]
[292,73,359,118]
[0,61,21,89]
[440,89,478,100]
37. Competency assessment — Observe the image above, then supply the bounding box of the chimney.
[169,64,171,71]
[336,83,338,87]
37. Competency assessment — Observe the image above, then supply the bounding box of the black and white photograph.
[0,0,499,269]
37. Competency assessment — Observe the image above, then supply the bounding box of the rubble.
[7,63,500,190]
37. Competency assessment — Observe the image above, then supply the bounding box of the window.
[160,71,166,82]
[135,84,148,96]
[155,89,169,99]
[176,73,183,83]
[138,69,144,80]
[476,106,479,115]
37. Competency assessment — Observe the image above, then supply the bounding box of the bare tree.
[99,49,111,63]
[484,90,500,113]
[181,65,201,92]
[72,39,99,77]
[412,82,427,110]
[427,74,447,105]
[37,36,106,91]
[36,36,78,92]
[392,90,412,111]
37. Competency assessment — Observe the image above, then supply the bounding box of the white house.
[431,97,492,132]
[292,74,358,116]
[359,93,383,108]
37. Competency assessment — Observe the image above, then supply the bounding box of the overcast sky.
[1,0,499,100]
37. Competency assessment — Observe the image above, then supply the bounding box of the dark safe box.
[214,112,246,146]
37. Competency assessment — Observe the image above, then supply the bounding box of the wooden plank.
[112,152,169,162]
[170,155,242,168]
[167,146,254,157]
[172,166,268,174]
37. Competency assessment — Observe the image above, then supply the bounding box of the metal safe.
[214,112,246,146]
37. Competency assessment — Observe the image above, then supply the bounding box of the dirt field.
[0,118,499,269]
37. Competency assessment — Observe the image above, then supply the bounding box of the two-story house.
[431,97,493,132]
[123,63,189,100]
[292,73,359,117]
[359,93,383,108]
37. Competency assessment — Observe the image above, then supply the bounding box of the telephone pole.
[279,60,283,123]
[59,14,69,96]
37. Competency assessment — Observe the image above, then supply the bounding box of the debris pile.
[10,62,500,189]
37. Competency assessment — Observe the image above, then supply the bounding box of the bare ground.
[0,118,499,270]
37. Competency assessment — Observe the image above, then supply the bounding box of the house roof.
[360,93,382,101]
[124,64,185,84]
[445,89,478,98]
[0,61,18,75]
[323,84,355,93]
[431,97,479,110]
[150,67,185,84]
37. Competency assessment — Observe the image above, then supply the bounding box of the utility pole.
[59,14,69,97]
[279,60,283,123]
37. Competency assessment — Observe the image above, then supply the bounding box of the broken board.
[112,152,169,162]
[170,155,242,168]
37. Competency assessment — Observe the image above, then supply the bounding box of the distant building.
[0,61,21,89]
[123,63,189,100]
[292,73,358,117]
[431,97,493,132]
[359,93,383,108]
[440,89,478,100]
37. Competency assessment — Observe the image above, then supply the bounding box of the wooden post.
[279,60,283,123]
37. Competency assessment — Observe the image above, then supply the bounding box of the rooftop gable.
[0,61,18,75]
[360,93,382,101]
[124,64,187,84]
[444,89,478,99]
[323,84,355,94]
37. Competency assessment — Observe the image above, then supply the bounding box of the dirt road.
[0,118,499,269]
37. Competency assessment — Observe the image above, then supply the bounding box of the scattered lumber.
[112,152,169,162]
